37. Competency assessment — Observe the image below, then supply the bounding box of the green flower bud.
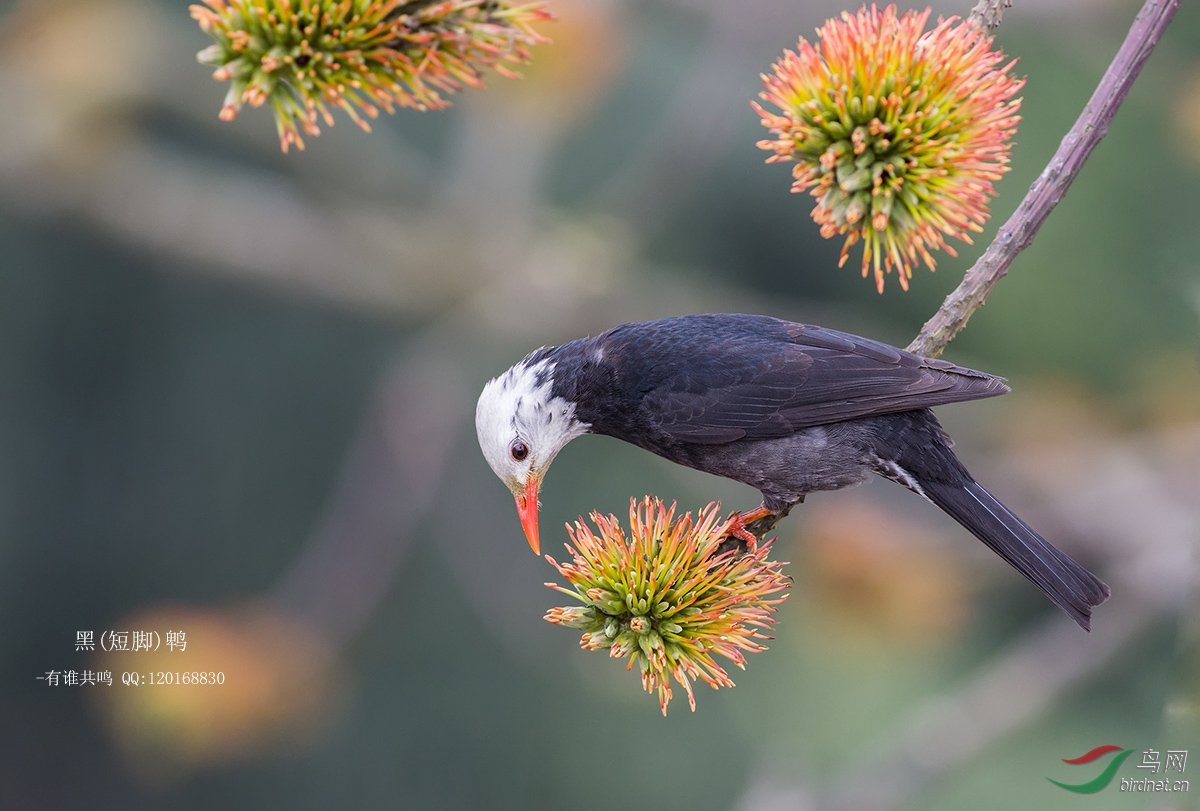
[544,498,790,714]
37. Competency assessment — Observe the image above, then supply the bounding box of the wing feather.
[609,316,1007,445]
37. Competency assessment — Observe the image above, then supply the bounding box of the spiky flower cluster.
[545,498,791,715]
[191,0,552,152]
[753,4,1024,292]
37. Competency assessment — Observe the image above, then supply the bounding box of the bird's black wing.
[609,315,1008,444]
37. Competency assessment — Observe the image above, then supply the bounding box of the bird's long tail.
[919,477,1110,631]
[873,409,1110,631]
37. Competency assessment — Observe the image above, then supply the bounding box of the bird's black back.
[539,315,1108,630]
[548,314,1007,455]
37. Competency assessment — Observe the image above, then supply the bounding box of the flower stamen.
[191,0,553,152]
[754,4,1023,292]
[544,497,791,715]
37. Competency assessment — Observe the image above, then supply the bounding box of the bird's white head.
[475,354,589,554]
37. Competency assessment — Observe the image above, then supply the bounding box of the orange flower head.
[753,4,1024,292]
[191,0,552,152]
[544,497,791,715]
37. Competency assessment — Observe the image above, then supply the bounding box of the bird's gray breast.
[681,421,875,509]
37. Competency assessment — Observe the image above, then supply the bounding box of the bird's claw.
[721,505,777,553]
[719,500,802,555]
[724,514,759,552]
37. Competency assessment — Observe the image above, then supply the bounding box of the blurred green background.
[1,0,1198,809]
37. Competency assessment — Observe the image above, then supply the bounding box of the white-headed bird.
[476,313,1109,630]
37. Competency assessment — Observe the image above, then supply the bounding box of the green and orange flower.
[544,497,791,715]
[191,0,552,152]
[754,4,1023,292]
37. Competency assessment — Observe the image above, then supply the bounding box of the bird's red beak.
[515,474,541,554]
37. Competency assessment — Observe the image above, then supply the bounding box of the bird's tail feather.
[921,478,1110,631]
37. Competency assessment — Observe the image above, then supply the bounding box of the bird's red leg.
[723,505,777,551]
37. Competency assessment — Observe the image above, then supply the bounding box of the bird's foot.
[746,499,801,537]
[719,505,777,554]
[725,517,760,551]
[716,498,805,556]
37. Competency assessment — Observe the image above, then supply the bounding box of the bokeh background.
[1,0,1199,808]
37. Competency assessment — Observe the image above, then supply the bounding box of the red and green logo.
[1048,745,1136,793]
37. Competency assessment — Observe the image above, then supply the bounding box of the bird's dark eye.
[510,441,529,462]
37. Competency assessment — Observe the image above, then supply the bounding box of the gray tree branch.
[908,0,1181,359]
[968,0,1012,29]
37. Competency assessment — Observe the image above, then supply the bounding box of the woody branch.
[908,0,1181,359]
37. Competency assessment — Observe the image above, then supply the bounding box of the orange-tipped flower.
[191,0,552,152]
[753,4,1023,292]
[544,497,790,715]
